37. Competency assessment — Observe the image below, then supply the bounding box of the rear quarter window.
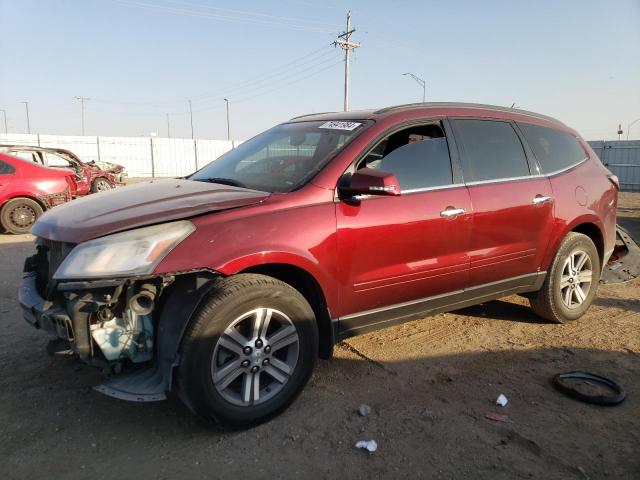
[0,160,16,174]
[517,123,587,173]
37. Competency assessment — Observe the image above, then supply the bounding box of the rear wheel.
[91,178,112,193]
[177,274,318,427]
[529,232,600,323]
[0,197,43,234]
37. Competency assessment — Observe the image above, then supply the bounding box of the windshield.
[190,120,371,193]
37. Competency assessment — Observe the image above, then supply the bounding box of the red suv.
[19,103,618,427]
[0,153,73,234]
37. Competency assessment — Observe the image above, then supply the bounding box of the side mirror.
[339,167,401,198]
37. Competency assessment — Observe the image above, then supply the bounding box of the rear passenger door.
[449,119,554,287]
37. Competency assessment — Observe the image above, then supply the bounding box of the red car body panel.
[335,186,472,315]
[30,104,617,326]
[32,178,270,243]
[0,153,73,210]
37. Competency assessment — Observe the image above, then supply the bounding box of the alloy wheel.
[559,249,593,309]
[211,308,300,407]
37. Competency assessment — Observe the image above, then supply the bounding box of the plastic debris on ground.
[358,404,371,416]
[485,412,509,423]
[496,394,508,407]
[355,440,378,453]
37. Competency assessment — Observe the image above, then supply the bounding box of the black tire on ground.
[91,178,113,193]
[0,197,44,234]
[177,274,318,428]
[529,232,601,323]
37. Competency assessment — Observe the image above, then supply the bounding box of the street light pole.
[21,101,30,134]
[402,73,426,102]
[166,113,171,138]
[224,98,230,141]
[627,118,640,140]
[0,109,7,134]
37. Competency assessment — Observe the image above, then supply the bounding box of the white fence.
[0,133,240,178]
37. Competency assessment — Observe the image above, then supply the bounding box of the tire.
[0,197,43,234]
[177,274,318,428]
[91,178,113,193]
[529,232,600,323]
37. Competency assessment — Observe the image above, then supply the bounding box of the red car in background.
[0,153,73,234]
[0,145,126,196]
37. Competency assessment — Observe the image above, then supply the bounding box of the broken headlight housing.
[53,221,195,280]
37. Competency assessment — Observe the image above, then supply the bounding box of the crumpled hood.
[32,178,270,243]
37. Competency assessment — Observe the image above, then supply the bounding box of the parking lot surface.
[1,193,638,479]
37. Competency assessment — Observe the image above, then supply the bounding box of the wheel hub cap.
[560,250,593,309]
[211,308,299,407]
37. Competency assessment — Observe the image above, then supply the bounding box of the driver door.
[335,122,472,336]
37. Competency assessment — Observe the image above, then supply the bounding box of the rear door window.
[0,160,15,174]
[516,122,587,173]
[451,119,530,182]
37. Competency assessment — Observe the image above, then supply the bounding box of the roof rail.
[289,111,337,120]
[374,102,565,125]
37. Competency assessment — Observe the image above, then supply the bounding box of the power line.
[160,0,343,27]
[112,0,338,33]
[91,44,336,107]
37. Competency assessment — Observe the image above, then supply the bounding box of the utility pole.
[188,99,194,139]
[166,113,171,138]
[74,96,90,135]
[21,101,30,134]
[334,11,360,111]
[0,109,7,134]
[224,98,230,141]
[402,73,426,102]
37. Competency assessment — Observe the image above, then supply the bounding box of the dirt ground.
[1,194,639,480]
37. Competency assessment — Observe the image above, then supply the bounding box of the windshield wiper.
[199,177,248,189]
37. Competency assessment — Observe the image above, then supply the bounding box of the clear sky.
[1,0,639,140]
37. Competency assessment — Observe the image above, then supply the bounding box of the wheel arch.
[570,222,604,267]
[542,216,605,271]
[240,263,335,359]
[0,194,47,213]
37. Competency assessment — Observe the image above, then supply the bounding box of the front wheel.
[529,232,600,323]
[177,274,318,427]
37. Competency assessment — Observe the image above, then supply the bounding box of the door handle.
[440,207,466,218]
[532,195,553,205]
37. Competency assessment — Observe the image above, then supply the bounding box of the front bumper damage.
[19,246,219,402]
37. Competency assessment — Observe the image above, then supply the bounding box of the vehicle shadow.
[2,340,638,479]
[593,296,640,313]
[452,299,548,324]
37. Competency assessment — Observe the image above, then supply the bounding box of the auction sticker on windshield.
[318,121,362,131]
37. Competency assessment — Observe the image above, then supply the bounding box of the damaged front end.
[19,224,219,402]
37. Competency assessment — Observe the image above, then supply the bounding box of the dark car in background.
[19,103,618,427]
[0,153,73,234]
[0,145,126,196]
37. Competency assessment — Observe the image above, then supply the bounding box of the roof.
[289,102,565,126]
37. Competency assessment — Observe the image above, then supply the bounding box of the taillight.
[607,174,620,191]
